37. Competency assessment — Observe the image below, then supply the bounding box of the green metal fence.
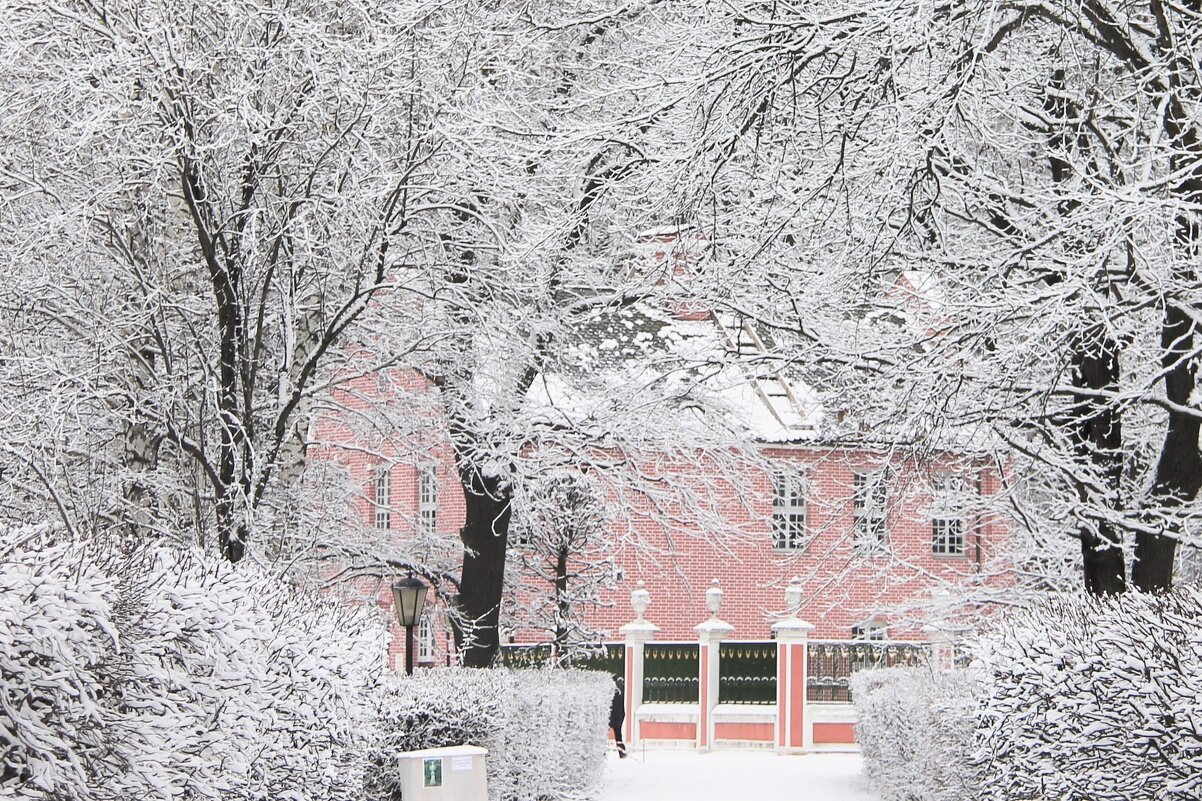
[718,641,777,705]
[643,642,699,703]
[806,641,930,702]
[497,642,625,680]
[497,643,552,669]
[569,643,625,682]
[493,639,939,706]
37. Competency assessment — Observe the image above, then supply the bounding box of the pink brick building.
[314,229,1010,670]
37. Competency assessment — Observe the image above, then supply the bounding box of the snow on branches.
[689,0,1202,593]
[368,667,613,801]
[976,591,1202,801]
[0,528,384,801]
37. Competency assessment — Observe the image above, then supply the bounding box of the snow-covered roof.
[527,296,822,443]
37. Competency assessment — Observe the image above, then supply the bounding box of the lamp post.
[391,575,428,675]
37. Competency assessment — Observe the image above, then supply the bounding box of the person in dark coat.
[609,678,628,758]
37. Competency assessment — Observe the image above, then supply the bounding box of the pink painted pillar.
[694,579,734,752]
[773,579,815,754]
[620,581,658,747]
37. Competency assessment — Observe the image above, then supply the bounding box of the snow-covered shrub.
[0,528,384,801]
[367,668,506,801]
[498,668,611,800]
[0,529,116,799]
[851,666,980,801]
[104,546,384,801]
[368,668,612,801]
[976,590,1202,801]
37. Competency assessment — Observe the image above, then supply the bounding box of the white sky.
[598,749,879,801]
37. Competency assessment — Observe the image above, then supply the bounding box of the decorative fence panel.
[498,643,552,669]
[497,643,624,680]
[717,641,777,705]
[806,641,930,702]
[569,643,625,682]
[642,642,700,703]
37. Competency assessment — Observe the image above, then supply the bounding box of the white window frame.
[373,467,392,530]
[418,464,437,536]
[772,468,809,551]
[931,476,967,556]
[853,470,889,554]
[852,621,888,641]
[510,526,533,550]
[417,614,436,663]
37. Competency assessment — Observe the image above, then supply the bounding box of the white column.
[619,581,658,747]
[694,579,734,752]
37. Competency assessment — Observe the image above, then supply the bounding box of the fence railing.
[498,643,552,669]
[500,638,942,706]
[718,641,777,705]
[643,642,700,703]
[497,642,625,679]
[570,642,625,681]
[806,640,930,702]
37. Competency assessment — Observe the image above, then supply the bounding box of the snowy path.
[598,749,879,801]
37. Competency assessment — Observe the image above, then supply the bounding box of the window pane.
[418,615,435,660]
[931,475,966,555]
[772,468,808,550]
[419,465,437,535]
[374,468,391,530]
[854,471,887,553]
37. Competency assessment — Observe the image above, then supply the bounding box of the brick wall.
[315,372,1011,660]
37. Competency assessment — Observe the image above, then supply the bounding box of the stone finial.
[785,576,803,617]
[705,578,724,619]
[630,580,651,622]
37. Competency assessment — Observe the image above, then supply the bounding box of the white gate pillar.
[619,581,658,747]
[694,579,734,752]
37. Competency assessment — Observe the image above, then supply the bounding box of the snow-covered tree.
[362,1,773,666]
[687,0,1202,594]
[506,469,618,657]
[0,0,443,563]
[2,1,764,665]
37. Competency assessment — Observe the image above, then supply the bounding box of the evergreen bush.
[851,666,979,801]
[0,527,383,801]
[368,667,612,801]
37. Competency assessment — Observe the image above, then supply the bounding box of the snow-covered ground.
[599,748,879,801]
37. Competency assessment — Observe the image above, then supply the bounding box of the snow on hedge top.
[0,528,385,801]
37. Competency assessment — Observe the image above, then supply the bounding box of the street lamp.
[391,575,428,675]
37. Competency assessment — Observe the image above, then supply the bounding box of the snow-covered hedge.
[368,668,613,801]
[976,590,1202,801]
[851,667,980,801]
[0,528,384,801]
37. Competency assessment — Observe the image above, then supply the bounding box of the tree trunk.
[455,471,512,667]
[1134,89,1202,592]
[1080,530,1126,595]
[554,545,569,656]
[1045,71,1129,594]
[1071,330,1127,594]
[1133,303,1201,591]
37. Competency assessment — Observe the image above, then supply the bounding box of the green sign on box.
[423,757,443,788]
